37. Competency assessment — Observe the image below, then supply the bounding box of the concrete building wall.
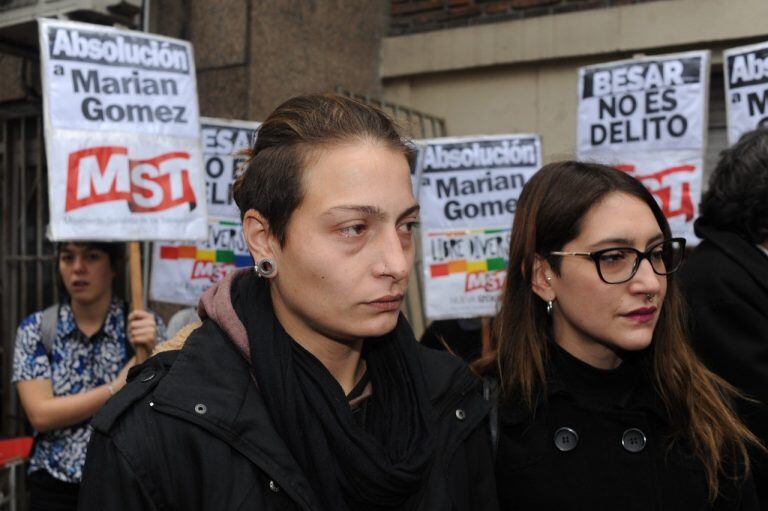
[381,0,768,166]
[149,0,388,122]
[389,0,669,36]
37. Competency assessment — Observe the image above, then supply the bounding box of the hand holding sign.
[127,309,157,363]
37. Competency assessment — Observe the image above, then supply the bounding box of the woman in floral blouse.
[12,241,165,511]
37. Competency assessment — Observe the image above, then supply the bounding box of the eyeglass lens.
[597,239,684,283]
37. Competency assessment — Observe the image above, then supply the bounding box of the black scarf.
[232,271,436,511]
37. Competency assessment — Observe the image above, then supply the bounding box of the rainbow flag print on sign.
[150,217,253,306]
[159,245,252,268]
[429,257,507,278]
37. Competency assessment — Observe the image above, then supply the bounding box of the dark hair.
[700,128,768,243]
[478,161,760,501]
[233,93,415,246]
[56,241,125,271]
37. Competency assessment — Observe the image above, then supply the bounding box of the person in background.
[78,94,497,511]
[12,241,166,511]
[165,306,200,339]
[420,318,486,363]
[483,161,761,510]
[680,128,768,507]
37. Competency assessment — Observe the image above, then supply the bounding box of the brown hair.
[480,160,761,501]
[233,93,415,246]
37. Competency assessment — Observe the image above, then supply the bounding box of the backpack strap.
[40,304,60,355]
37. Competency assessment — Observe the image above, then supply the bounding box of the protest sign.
[39,18,207,240]
[417,135,541,320]
[724,41,768,145]
[150,217,253,305]
[150,118,259,304]
[201,118,259,218]
[577,50,710,243]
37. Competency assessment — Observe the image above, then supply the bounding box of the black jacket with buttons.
[77,320,499,511]
[495,344,758,511]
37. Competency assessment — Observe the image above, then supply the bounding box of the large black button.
[553,427,579,452]
[621,428,647,453]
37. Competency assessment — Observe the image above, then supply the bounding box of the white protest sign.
[39,18,207,240]
[150,217,253,305]
[724,41,768,145]
[577,51,710,243]
[149,118,259,304]
[202,118,259,218]
[417,135,542,320]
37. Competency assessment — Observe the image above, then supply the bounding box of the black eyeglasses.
[549,237,686,284]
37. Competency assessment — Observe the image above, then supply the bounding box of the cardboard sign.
[417,135,542,320]
[577,51,710,243]
[39,18,207,240]
[150,217,253,305]
[724,41,768,145]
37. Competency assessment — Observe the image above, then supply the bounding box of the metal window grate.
[334,86,447,140]
[0,109,58,438]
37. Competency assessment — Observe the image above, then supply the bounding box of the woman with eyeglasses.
[481,161,761,510]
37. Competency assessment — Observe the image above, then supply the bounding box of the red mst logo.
[65,146,197,213]
[615,164,696,222]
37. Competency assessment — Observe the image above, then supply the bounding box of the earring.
[546,300,554,315]
[255,258,276,278]
[546,275,552,283]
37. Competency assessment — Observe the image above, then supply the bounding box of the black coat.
[680,221,768,507]
[495,344,758,511]
[78,320,499,511]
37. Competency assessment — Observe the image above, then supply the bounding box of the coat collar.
[58,296,125,340]
[499,349,671,427]
[694,219,768,295]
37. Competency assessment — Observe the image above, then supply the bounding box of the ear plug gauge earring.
[255,258,276,278]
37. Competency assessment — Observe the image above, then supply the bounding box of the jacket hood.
[197,268,252,362]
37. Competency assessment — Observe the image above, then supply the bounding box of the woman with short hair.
[484,161,760,510]
[79,93,498,511]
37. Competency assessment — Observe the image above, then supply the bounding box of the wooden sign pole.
[128,242,151,362]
